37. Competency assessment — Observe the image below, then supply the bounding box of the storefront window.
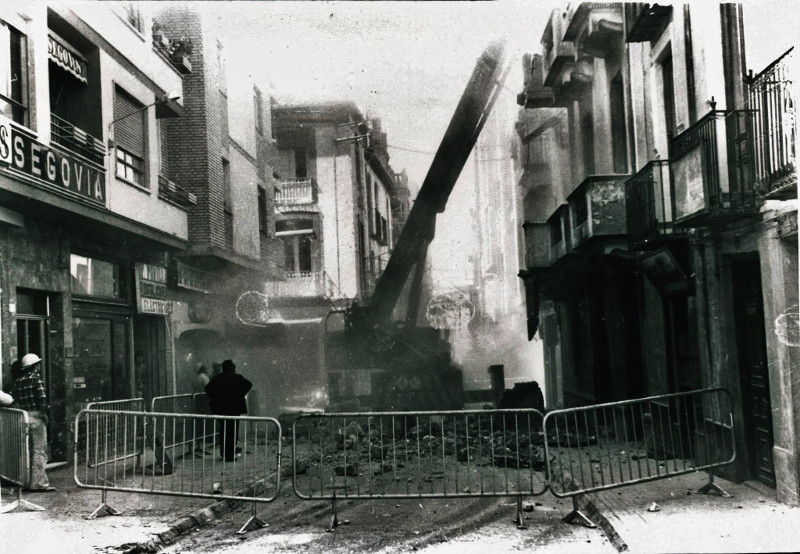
[70,254,121,298]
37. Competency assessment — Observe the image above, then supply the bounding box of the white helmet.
[21,353,42,369]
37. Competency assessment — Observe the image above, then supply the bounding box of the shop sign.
[0,113,106,206]
[135,262,172,315]
[175,260,219,293]
[48,32,88,84]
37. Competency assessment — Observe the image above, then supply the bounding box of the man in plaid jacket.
[11,354,54,491]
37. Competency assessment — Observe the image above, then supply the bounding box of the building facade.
[517,3,797,503]
[0,2,286,459]
[266,103,400,411]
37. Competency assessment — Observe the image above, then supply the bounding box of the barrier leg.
[327,492,339,532]
[513,495,528,529]
[562,495,595,528]
[0,488,45,513]
[698,471,731,498]
[237,502,267,534]
[85,489,122,519]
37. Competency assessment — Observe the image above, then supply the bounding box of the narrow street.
[160,491,612,554]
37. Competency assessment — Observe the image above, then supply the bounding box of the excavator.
[324,41,510,412]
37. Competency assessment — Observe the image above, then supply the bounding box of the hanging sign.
[48,31,88,84]
[135,262,172,315]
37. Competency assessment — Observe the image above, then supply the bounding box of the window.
[610,72,628,174]
[114,87,146,187]
[254,87,264,134]
[257,186,268,233]
[294,148,307,179]
[581,111,595,175]
[159,120,170,179]
[276,219,314,273]
[223,158,232,212]
[121,3,144,33]
[662,51,676,143]
[0,21,28,125]
[70,253,121,299]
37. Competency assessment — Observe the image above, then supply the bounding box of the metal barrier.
[292,409,547,529]
[543,388,735,526]
[84,399,146,469]
[0,407,44,513]
[74,409,282,533]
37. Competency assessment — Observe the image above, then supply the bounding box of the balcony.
[275,179,316,205]
[517,54,556,109]
[624,3,673,43]
[542,11,577,88]
[748,48,796,199]
[523,222,550,269]
[670,110,757,226]
[626,160,681,249]
[158,175,196,210]
[547,205,572,264]
[568,175,629,249]
[50,114,105,166]
[264,271,326,298]
[564,3,624,58]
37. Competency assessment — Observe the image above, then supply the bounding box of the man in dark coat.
[205,359,252,461]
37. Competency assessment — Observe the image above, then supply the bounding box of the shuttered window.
[159,120,169,178]
[114,87,146,186]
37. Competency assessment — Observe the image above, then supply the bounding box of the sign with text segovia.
[0,113,106,206]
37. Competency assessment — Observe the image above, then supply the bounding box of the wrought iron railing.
[748,48,796,198]
[264,271,325,297]
[625,160,674,247]
[157,175,196,209]
[275,179,315,204]
[50,114,105,166]
[669,110,757,223]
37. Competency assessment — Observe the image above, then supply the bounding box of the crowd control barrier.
[292,409,548,529]
[74,409,282,533]
[543,387,735,526]
[83,399,146,470]
[0,407,44,513]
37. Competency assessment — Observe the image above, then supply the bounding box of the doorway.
[731,258,775,487]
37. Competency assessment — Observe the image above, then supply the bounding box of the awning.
[48,31,88,84]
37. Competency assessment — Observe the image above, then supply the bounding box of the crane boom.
[365,41,509,326]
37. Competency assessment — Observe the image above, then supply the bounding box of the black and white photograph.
[0,1,797,552]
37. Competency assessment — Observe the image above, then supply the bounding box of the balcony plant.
[169,36,193,74]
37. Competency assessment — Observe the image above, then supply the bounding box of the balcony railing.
[670,110,757,225]
[523,222,550,269]
[748,48,796,199]
[50,114,105,166]
[625,160,679,249]
[158,175,196,210]
[547,205,571,264]
[275,179,315,205]
[624,3,673,43]
[264,271,325,298]
[568,175,629,249]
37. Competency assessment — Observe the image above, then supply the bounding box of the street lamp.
[107,92,181,151]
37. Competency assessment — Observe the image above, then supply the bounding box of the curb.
[115,480,276,553]
[578,492,629,552]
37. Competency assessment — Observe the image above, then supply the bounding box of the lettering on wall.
[135,262,173,315]
[0,114,106,206]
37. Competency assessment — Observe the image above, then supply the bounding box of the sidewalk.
[1,462,232,554]
[2,462,799,553]
[585,471,800,553]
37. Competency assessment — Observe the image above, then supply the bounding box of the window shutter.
[114,88,145,157]
[159,120,169,177]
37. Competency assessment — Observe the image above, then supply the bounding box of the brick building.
[517,3,797,503]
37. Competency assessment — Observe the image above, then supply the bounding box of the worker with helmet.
[10,353,54,491]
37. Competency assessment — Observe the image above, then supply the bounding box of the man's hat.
[222,359,235,370]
